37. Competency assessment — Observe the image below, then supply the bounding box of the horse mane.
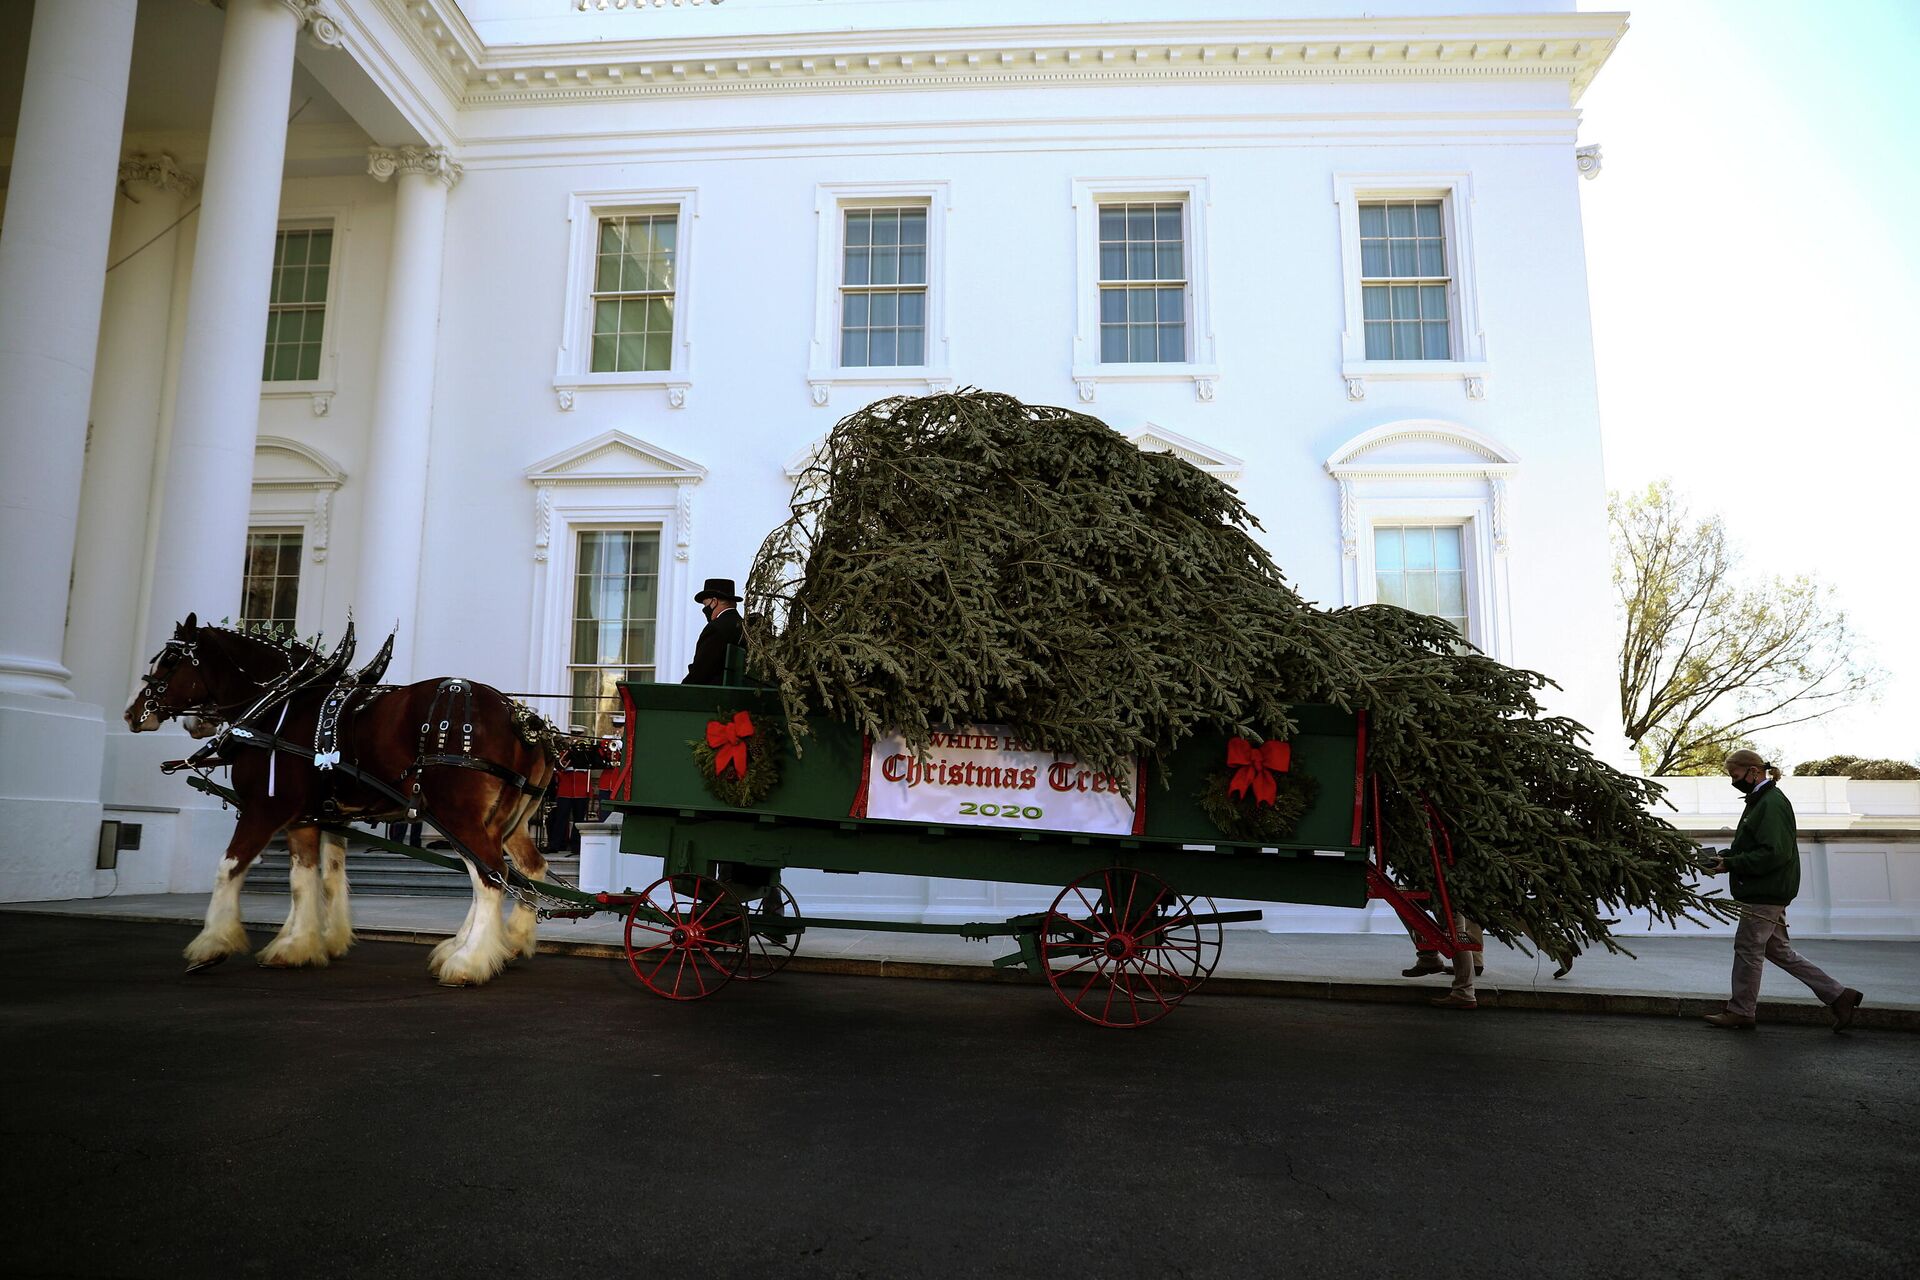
[198,623,324,667]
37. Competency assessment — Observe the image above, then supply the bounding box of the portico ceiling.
[0,0,376,185]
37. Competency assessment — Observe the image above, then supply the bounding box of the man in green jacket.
[1701,749,1864,1031]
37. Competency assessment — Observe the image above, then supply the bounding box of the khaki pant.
[1451,915,1483,998]
[1727,905,1844,1018]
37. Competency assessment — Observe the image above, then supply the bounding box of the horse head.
[124,614,309,736]
[125,613,215,734]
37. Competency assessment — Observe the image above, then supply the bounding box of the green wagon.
[598,677,1397,1028]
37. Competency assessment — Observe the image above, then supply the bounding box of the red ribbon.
[706,711,755,778]
[1227,737,1292,806]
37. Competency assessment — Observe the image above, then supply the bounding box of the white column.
[66,156,199,713]
[354,146,461,682]
[0,0,138,698]
[143,0,338,653]
[0,0,138,902]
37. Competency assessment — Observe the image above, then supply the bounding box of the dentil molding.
[367,145,463,188]
[377,0,1627,108]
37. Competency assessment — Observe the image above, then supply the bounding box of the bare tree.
[1611,481,1877,776]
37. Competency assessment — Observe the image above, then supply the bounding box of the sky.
[1575,0,1920,768]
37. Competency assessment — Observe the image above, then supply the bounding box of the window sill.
[1339,360,1489,402]
[262,382,338,418]
[552,375,693,411]
[1070,364,1220,404]
[806,369,955,407]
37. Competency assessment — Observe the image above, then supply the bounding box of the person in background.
[684,577,745,685]
[1701,749,1864,1032]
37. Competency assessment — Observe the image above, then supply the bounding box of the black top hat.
[694,577,741,604]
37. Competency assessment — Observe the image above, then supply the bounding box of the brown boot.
[1402,955,1445,977]
[1429,990,1478,1010]
[1829,988,1863,1032]
[1702,1011,1756,1030]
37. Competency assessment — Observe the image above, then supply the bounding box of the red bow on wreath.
[1227,737,1292,806]
[706,711,755,779]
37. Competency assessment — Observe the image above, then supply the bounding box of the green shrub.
[1794,755,1920,780]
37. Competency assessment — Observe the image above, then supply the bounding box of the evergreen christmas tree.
[746,390,1723,960]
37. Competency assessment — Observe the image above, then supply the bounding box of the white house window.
[1333,174,1486,399]
[263,227,332,382]
[1070,178,1217,403]
[569,529,660,736]
[1374,524,1469,637]
[590,212,677,374]
[1359,201,1450,361]
[239,529,303,630]
[840,206,927,368]
[556,188,697,408]
[1098,201,1187,363]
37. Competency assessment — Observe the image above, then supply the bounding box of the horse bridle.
[137,634,292,726]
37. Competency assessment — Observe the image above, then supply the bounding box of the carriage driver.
[683,577,745,685]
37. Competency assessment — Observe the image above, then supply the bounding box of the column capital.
[119,153,199,197]
[272,0,345,49]
[368,145,463,189]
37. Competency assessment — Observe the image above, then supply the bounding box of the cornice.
[370,2,1628,110]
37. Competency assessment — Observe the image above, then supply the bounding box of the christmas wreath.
[1198,737,1320,843]
[691,709,785,807]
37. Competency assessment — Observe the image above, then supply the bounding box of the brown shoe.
[1702,1012,1756,1030]
[1402,956,1446,977]
[1429,991,1478,1010]
[1829,988,1863,1032]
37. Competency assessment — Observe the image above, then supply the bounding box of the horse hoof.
[184,955,226,974]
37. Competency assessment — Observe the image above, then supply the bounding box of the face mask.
[1731,775,1755,794]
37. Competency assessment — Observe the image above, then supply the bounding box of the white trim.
[1126,424,1243,482]
[806,180,953,407]
[248,436,347,639]
[1326,419,1516,661]
[524,431,706,699]
[1070,176,1219,403]
[553,187,699,410]
[260,207,352,416]
[1332,173,1488,401]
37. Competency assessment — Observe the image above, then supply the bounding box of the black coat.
[682,607,744,685]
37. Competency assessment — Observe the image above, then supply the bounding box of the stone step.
[250,842,581,899]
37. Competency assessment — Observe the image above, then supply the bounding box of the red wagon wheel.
[1040,868,1206,1028]
[623,874,747,1001]
[737,882,804,982]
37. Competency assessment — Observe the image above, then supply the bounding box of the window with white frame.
[1359,200,1451,361]
[263,226,332,382]
[568,529,660,737]
[1070,178,1216,399]
[840,206,928,368]
[1373,524,1469,637]
[556,189,696,403]
[590,212,678,374]
[1334,175,1486,396]
[239,529,303,631]
[1098,201,1188,364]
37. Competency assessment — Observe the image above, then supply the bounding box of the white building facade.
[3,0,1647,914]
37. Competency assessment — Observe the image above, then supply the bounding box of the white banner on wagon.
[858,726,1144,836]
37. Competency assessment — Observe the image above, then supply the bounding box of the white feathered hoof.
[430,947,507,988]
[183,920,251,970]
[504,909,539,961]
[256,932,333,968]
[323,920,357,959]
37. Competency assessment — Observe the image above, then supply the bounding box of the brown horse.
[126,614,560,986]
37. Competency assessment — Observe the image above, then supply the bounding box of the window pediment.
[1326,420,1517,476]
[525,430,707,487]
[1127,425,1242,482]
